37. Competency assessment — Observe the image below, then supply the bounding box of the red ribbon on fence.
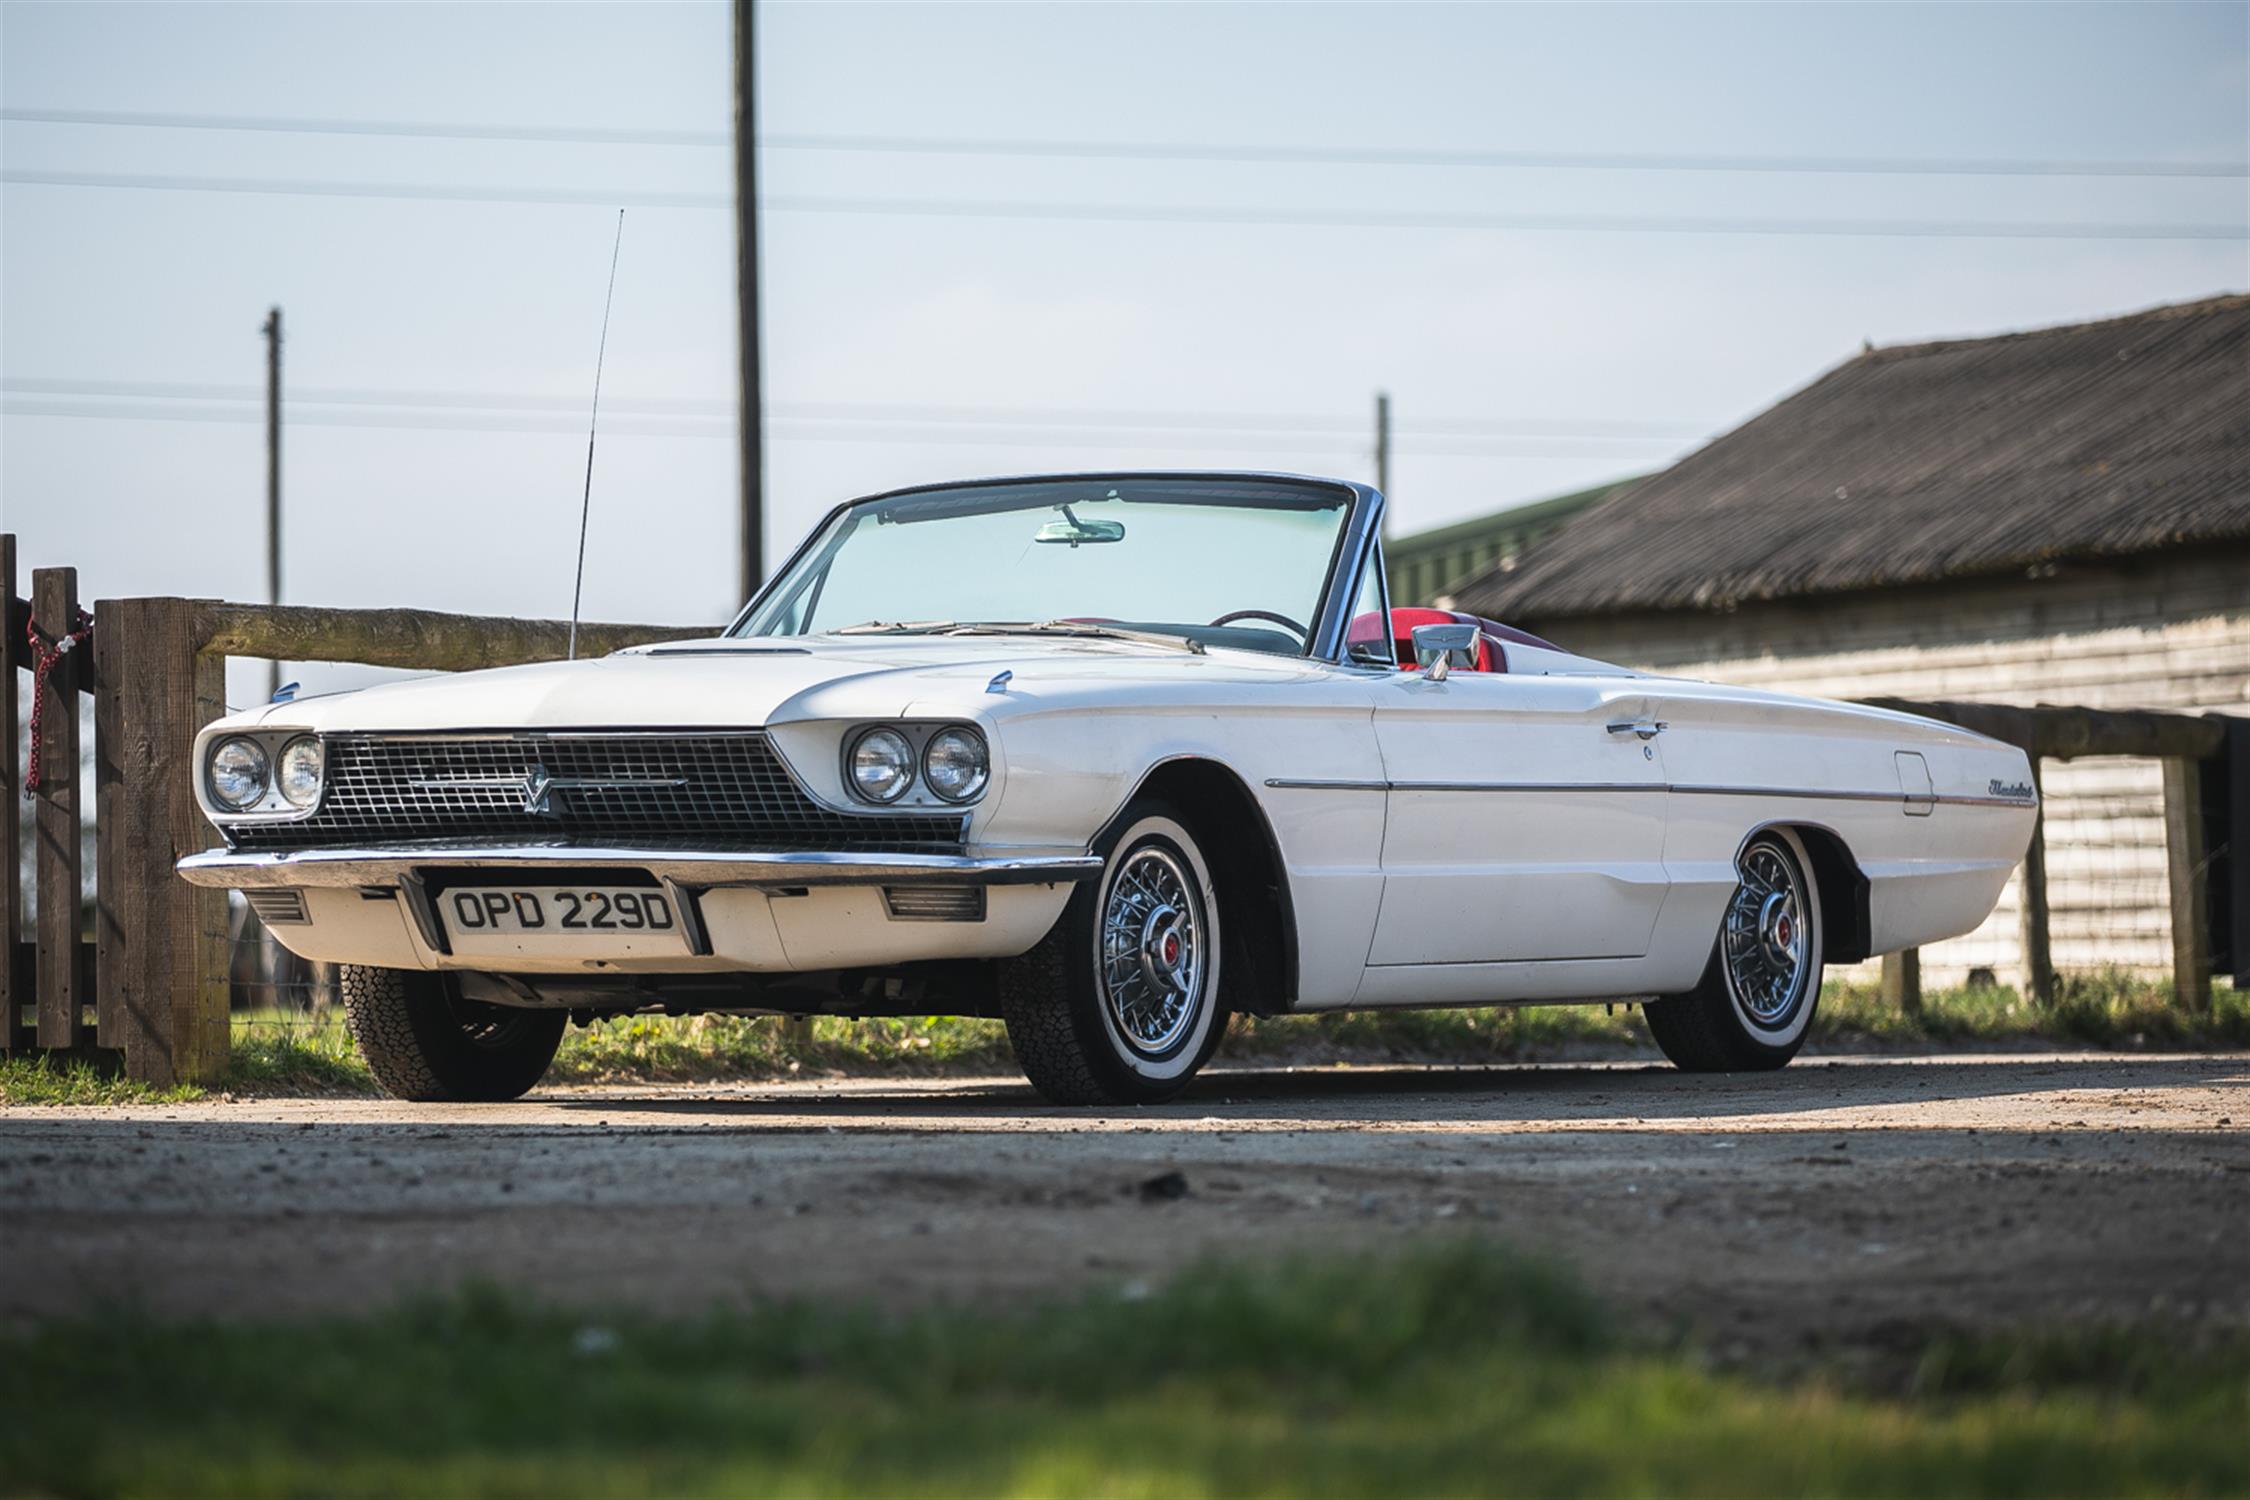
[23,606,94,797]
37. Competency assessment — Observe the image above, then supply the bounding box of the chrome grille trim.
[226,731,967,854]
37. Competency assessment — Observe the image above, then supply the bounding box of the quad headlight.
[848,727,917,804]
[277,736,325,809]
[204,731,323,815]
[921,727,989,803]
[842,723,990,806]
[207,736,271,811]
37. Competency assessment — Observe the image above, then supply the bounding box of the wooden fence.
[1859,698,2243,1013]
[4,532,2242,1083]
[3,534,701,1083]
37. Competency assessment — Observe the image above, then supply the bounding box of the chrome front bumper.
[176,845,1103,891]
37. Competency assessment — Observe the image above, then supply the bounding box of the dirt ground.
[6,1053,2247,1362]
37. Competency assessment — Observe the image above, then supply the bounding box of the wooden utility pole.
[734,0,765,606]
[1374,391,1391,539]
[1374,392,1391,494]
[262,306,283,702]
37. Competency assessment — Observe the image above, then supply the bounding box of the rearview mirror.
[1034,506,1125,546]
[1410,622,1480,681]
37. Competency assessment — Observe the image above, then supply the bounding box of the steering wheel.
[1207,609,1310,643]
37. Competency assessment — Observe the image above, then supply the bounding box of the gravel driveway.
[6,1053,2246,1360]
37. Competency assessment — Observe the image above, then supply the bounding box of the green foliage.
[227,1010,378,1095]
[0,1053,203,1106]
[2,1241,2242,1498]
[547,1012,1015,1084]
[44,971,2243,1106]
[1817,972,2250,1050]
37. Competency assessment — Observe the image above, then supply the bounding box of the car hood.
[234,634,1325,734]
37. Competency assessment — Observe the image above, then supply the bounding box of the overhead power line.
[0,378,1713,439]
[5,107,2243,179]
[0,397,1688,458]
[4,169,2241,241]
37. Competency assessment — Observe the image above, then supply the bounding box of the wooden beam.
[1859,697,2225,763]
[1879,947,1921,1015]
[93,599,229,1084]
[30,568,84,1050]
[0,535,22,1055]
[2162,755,2213,1015]
[199,603,707,674]
[2018,759,2054,1008]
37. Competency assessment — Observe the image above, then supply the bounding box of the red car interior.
[1344,608,1563,672]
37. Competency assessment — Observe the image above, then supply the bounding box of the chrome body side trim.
[1263,778,2033,809]
[178,846,1104,892]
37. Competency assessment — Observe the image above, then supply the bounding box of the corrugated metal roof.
[1458,293,2250,622]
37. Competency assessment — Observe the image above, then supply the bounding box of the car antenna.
[568,208,626,661]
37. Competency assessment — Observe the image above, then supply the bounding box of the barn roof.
[1457,293,2250,622]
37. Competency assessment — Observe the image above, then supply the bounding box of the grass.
[4,973,2238,1104]
[2,1239,2243,1498]
[0,1054,204,1106]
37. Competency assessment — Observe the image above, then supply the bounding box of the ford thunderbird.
[178,472,2037,1104]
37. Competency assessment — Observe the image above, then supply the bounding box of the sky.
[2,1,2245,703]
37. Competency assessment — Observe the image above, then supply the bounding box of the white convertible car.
[180,473,2036,1104]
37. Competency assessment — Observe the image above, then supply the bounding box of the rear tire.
[1645,827,1824,1073]
[340,965,564,1102]
[999,802,1229,1105]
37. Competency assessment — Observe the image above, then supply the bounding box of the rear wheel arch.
[1096,757,1299,1017]
[1742,820,1872,965]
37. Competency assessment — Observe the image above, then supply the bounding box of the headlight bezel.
[838,721,992,808]
[920,726,990,804]
[201,730,323,818]
[206,735,273,812]
[845,725,918,805]
[276,735,326,809]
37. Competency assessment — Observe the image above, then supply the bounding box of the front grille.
[228,731,967,854]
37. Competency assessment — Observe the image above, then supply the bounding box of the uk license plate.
[442,886,680,940]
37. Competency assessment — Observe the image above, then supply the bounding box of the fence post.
[2161,755,2212,1015]
[2018,757,2054,1007]
[1,536,23,1055]
[1880,947,1922,1015]
[93,598,228,1083]
[31,568,88,1051]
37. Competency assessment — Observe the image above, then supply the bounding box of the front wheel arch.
[1087,757,1299,1018]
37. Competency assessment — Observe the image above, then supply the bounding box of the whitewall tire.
[1644,826,1825,1072]
[998,803,1228,1105]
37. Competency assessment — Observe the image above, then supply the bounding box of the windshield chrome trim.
[726,470,1380,663]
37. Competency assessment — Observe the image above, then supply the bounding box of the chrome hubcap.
[1724,843,1809,1027]
[1101,846,1205,1056]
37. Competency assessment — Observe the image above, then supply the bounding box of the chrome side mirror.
[1410,622,1479,681]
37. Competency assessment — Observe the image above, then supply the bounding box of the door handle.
[1605,719,1667,740]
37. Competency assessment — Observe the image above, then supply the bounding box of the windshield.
[736,476,1357,656]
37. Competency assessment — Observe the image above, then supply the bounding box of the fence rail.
[5,532,2241,1083]
[5,537,704,1082]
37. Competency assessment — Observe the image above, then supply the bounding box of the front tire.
[340,965,564,1102]
[1644,827,1825,1073]
[999,803,1229,1105]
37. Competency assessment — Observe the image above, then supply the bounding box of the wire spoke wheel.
[1099,844,1207,1057]
[1722,842,1811,1029]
